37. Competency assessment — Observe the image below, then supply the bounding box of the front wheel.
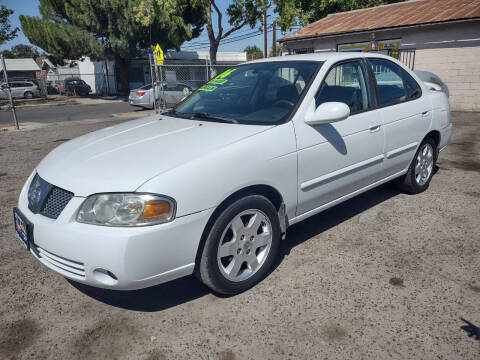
[24,91,33,99]
[395,137,437,194]
[197,195,281,295]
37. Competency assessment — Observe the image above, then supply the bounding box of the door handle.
[369,125,381,132]
[422,110,430,116]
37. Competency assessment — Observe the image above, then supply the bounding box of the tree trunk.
[209,42,219,78]
[115,56,130,94]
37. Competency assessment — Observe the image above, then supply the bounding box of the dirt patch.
[465,191,480,199]
[439,159,480,173]
[322,324,347,341]
[0,173,7,178]
[218,349,236,360]
[71,318,139,359]
[144,350,168,360]
[389,277,405,287]
[468,283,480,293]
[0,318,41,358]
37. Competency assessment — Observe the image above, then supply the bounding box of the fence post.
[1,54,19,130]
[149,53,158,113]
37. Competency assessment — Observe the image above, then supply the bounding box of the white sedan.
[14,53,452,295]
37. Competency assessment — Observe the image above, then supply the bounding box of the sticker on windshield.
[198,85,217,92]
[198,68,237,91]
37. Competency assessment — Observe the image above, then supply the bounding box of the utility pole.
[263,9,268,58]
[1,54,19,130]
[272,21,277,57]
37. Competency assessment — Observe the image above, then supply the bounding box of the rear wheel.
[197,195,280,295]
[395,137,437,194]
[24,91,33,99]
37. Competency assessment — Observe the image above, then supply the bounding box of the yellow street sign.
[154,44,164,65]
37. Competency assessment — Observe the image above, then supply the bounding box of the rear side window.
[369,59,406,106]
[402,69,422,100]
[316,61,372,114]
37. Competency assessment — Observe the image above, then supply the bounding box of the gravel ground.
[0,112,479,359]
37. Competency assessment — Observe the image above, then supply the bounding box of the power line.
[181,25,275,50]
[182,25,272,48]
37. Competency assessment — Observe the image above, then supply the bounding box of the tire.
[24,91,33,99]
[197,195,281,295]
[395,137,437,194]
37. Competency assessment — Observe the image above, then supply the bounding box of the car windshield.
[173,61,320,125]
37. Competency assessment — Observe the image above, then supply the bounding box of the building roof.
[280,0,480,42]
[0,58,41,72]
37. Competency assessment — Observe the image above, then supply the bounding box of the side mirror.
[305,102,350,125]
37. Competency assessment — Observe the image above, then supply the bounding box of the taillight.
[136,91,146,96]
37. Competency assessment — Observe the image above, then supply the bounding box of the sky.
[0,0,293,54]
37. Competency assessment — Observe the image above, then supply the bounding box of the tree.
[192,0,263,67]
[244,45,263,60]
[275,0,403,31]
[0,5,19,45]
[2,44,41,59]
[20,0,206,92]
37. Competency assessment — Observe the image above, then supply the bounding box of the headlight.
[77,193,176,226]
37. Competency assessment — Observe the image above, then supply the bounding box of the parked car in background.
[64,78,91,96]
[414,70,450,97]
[0,80,41,99]
[129,82,192,109]
[46,80,59,95]
[14,53,452,295]
[52,80,66,94]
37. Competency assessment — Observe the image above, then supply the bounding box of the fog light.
[92,268,118,286]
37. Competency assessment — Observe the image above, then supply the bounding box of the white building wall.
[78,57,117,95]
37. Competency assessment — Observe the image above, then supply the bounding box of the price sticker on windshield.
[199,68,237,92]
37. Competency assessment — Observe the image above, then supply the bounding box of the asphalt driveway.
[0,112,478,359]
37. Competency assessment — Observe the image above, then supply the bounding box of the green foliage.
[275,0,403,31]
[20,0,206,60]
[244,45,263,59]
[0,5,19,45]
[1,44,41,59]
[20,1,207,91]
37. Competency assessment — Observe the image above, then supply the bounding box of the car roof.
[247,51,395,64]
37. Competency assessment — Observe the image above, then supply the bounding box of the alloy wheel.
[415,143,434,186]
[217,209,273,282]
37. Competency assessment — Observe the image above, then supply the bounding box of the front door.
[295,60,384,216]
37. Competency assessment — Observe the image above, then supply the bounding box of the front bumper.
[16,173,212,290]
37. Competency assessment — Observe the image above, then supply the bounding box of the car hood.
[37,114,273,196]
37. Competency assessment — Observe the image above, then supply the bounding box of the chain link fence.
[153,62,242,91]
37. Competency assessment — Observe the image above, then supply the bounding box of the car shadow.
[275,182,401,265]
[67,275,210,312]
[69,182,402,312]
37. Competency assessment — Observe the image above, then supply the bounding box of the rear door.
[367,59,431,178]
[295,59,384,215]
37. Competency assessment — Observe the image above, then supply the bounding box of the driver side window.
[315,61,372,114]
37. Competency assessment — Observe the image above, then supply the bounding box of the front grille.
[31,244,85,279]
[40,187,74,219]
[28,174,74,219]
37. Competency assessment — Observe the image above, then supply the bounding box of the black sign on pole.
[1,54,19,130]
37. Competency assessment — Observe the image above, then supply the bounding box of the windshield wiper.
[174,111,238,124]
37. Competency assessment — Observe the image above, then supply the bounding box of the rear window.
[368,59,407,106]
[402,69,422,100]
